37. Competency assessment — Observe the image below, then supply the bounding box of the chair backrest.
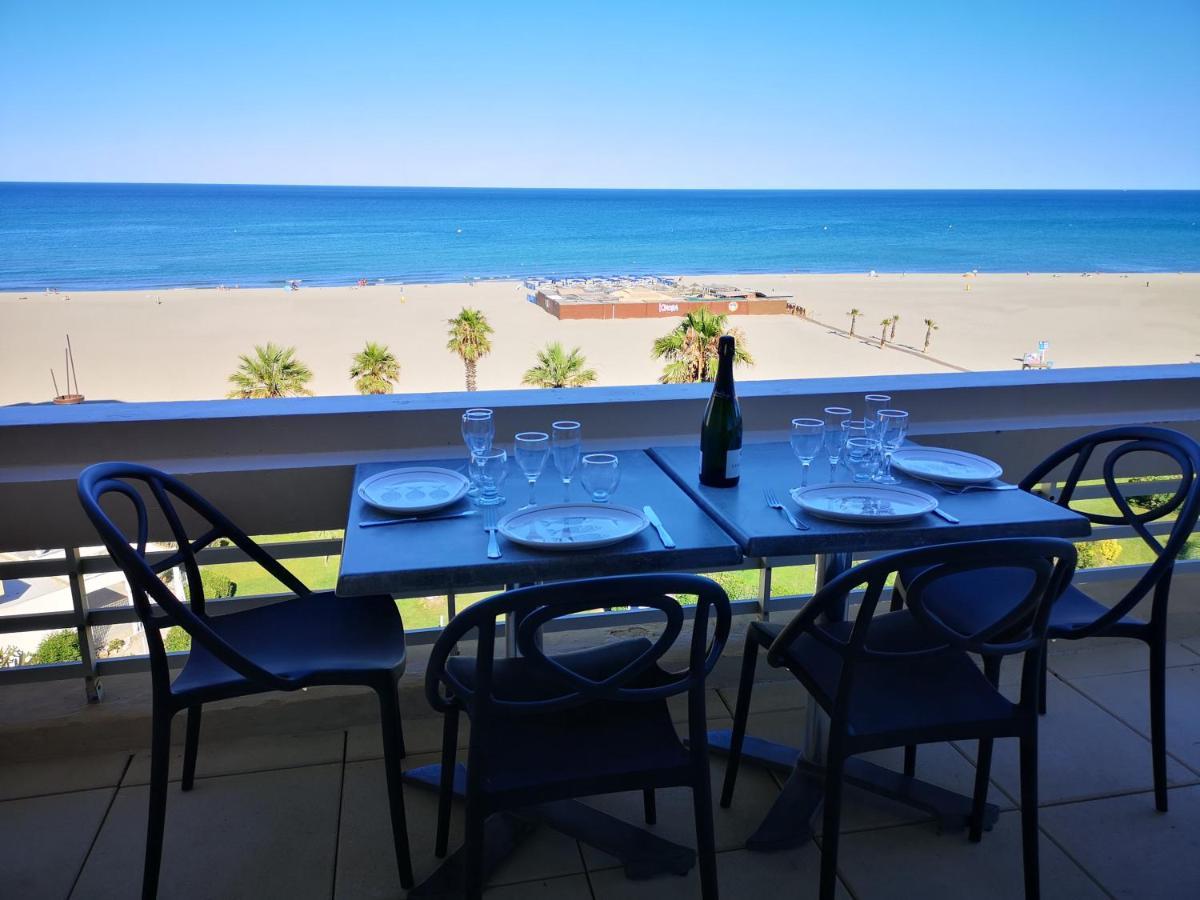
[77,462,309,693]
[425,573,731,718]
[1018,426,1200,632]
[767,538,1077,712]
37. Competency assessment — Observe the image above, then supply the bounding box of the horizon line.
[3,179,1199,192]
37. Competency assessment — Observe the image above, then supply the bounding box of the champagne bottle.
[699,335,743,487]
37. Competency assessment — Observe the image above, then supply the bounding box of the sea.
[1,183,1198,291]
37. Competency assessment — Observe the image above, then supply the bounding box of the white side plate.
[498,503,648,551]
[357,467,470,514]
[791,484,938,524]
[890,447,1004,485]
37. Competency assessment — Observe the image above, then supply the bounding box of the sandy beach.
[1,273,1197,406]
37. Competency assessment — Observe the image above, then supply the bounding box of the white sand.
[1,273,1197,405]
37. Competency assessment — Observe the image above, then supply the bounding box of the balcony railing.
[2,363,1198,701]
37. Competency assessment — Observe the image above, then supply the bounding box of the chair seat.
[170,591,406,700]
[896,565,1145,640]
[446,639,691,797]
[754,614,1019,741]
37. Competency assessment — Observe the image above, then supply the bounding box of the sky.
[1,1,1198,189]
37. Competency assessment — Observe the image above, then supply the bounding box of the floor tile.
[346,715,463,761]
[484,873,593,899]
[336,754,584,898]
[717,678,809,715]
[954,679,1194,804]
[1,788,114,900]
[122,729,344,786]
[0,751,130,801]
[835,809,1104,899]
[579,755,783,869]
[588,845,851,899]
[73,764,342,899]
[667,688,727,722]
[1048,639,1198,680]
[1040,784,1200,898]
[1067,664,1200,774]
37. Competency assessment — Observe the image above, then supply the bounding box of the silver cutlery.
[484,507,502,559]
[764,487,810,531]
[915,478,1019,495]
[359,510,478,528]
[643,505,676,548]
[932,507,960,524]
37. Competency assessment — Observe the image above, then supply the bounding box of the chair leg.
[1037,652,1048,716]
[902,745,916,777]
[1149,637,1169,812]
[970,737,994,842]
[720,637,759,808]
[436,707,459,858]
[819,750,845,900]
[1019,733,1040,900]
[377,682,414,890]
[692,774,719,900]
[463,783,486,900]
[180,705,202,792]
[142,704,172,900]
[643,788,657,825]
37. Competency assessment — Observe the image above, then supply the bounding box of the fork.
[484,506,502,559]
[926,481,1020,495]
[764,487,809,530]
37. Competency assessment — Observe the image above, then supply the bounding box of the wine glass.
[551,420,582,500]
[864,394,891,433]
[844,437,877,483]
[874,409,909,485]
[580,453,620,503]
[789,418,824,487]
[461,409,494,495]
[823,406,852,472]
[470,449,508,506]
[513,432,550,508]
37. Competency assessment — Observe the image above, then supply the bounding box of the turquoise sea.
[0,183,1197,290]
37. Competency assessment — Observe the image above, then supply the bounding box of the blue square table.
[649,441,1091,850]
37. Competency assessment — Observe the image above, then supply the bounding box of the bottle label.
[725,448,741,479]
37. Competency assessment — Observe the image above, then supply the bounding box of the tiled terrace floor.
[4,638,1200,899]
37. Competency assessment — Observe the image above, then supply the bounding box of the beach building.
[534,275,792,320]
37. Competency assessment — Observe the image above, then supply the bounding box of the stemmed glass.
[470,449,508,505]
[874,409,909,485]
[790,418,825,487]
[580,453,620,503]
[864,394,891,433]
[551,420,582,501]
[461,409,494,495]
[823,406,852,474]
[513,432,550,508]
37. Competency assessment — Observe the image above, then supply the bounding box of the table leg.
[404,763,697,883]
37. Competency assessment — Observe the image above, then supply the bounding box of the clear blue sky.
[2,0,1197,188]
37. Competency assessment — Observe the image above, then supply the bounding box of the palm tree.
[846,308,862,337]
[890,314,900,341]
[446,308,493,391]
[227,343,314,398]
[879,318,891,348]
[923,318,939,352]
[522,342,598,388]
[349,341,400,394]
[652,308,753,384]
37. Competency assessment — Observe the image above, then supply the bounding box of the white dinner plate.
[790,484,939,524]
[890,447,1004,485]
[497,503,648,551]
[357,467,470,514]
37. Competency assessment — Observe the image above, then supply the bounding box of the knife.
[932,507,960,524]
[643,505,676,548]
[359,510,478,528]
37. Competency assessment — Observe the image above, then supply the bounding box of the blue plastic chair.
[894,426,1200,810]
[425,573,732,900]
[721,538,1077,900]
[77,462,414,899]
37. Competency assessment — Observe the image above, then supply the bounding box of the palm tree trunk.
[466,359,477,392]
[849,318,856,337]
[924,329,931,352]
